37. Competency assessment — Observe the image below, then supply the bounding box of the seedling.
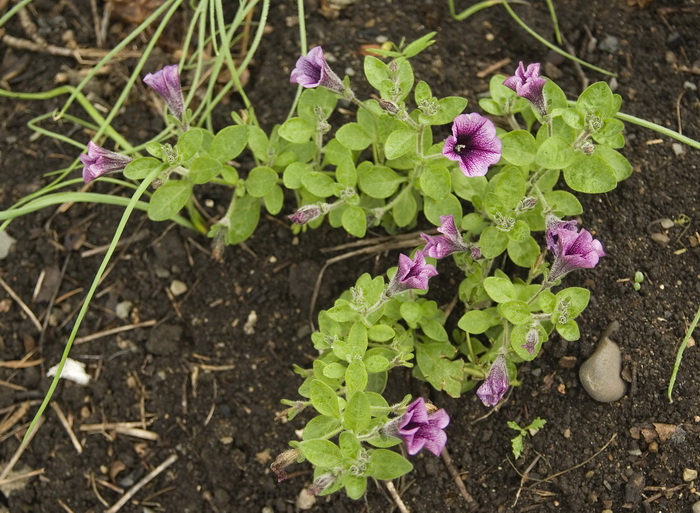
[508,417,547,459]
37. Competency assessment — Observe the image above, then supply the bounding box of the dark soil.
[1,1,699,512]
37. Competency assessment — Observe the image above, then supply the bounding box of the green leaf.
[278,117,314,144]
[510,323,546,361]
[364,354,391,372]
[347,322,368,358]
[483,276,516,303]
[176,128,203,161]
[424,194,462,226]
[419,319,448,342]
[536,136,575,169]
[246,166,278,197]
[342,206,367,237]
[415,341,463,398]
[209,125,249,162]
[490,166,527,210]
[511,434,525,460]
[303,172,338,198]
[124,157,162,180]
[189,156,222,184]
[148,181,192,221]
[501,130,537,166]
[247,125,270,161]
[298,87,338,124]
[299,439,343,468]
[479,226,508,259]
[264,184,284,215]
[358,165,403,199]
[303,415,342,440]
[458,309,499,334]
[402,32,436,58]
[577,81,613,119]
[368,324,395,342]
[543,190,583,216]
[498,301,532,325]
[429,97,468,125]
[419,164,451,200]
[365,449,413,480]
[336,159,357,187]
[344,391,371,433]
[344,475,367,500]
[309,379,340,418]
[507,220,530,243]
[392,188,417,228]
[564,151,618,193]
[339,431,362,459]
[400,301,422,327]
[364,56,390,91]
[336,122,372,151]
[283,162,312,189]
[323,363,347,380]
[414,81,432,103]
[225,194,260,244]
[507,236,540,268]
[556,287,590,318]
[345,360,368,393]
[597,145,632,182]
[479,98,504,116]
[556,319,580,341]
[385,129,417,160]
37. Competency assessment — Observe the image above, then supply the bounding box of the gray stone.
[579,334,627,402]
[0,231,16,260]
[693,500,700,513]
[598,35,619,54]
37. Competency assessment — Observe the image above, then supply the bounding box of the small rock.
[170,280,188,296]
[685,81,698,92]
[672,143,685,156]
[624,472,645,504]
[244,310,258,335]
[579,333,627,402]
[598,35,619,53]
[296,489,316,510]
[659,218,675,230]
[154,265,170,278]
[116,301,133,320]
[559,356,577,369]
[693,499,700,513]
[0,231,16,260]
[651,233,670,245]
[684,468,698,482]
[667,31,684,49]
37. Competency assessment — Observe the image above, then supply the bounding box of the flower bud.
[270,449,301,482]
[288,205,323,225]
[378,99,399,115]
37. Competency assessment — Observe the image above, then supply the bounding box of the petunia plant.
[68,32,635,499]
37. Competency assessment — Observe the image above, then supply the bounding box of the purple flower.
[503,62,547,115]
[290,47,345,94]
[477,355,509,407]
[386,250,438,296]
[79,141,133,183]
[288,205,323,225]
[522,327,539,355]
[307,472,336,496]
[442,113,502,177]
[548,225,605,282]
[421,215,475,259]
[384,398,450,456]
[270,448,301,482]
[143,65,185,121]
[545,214,578,252]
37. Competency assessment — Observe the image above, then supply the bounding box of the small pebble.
[659,218,675,230]
[672,143,685,156]
[579,333,627,402]
[0,230,16,259]
[296,489,316,510]
[651,233,670,245]
[115,301,133,320]
[684,469,698,482]
[685,81,698,92]
[170,280,188,296]
[598,35,619,53]
[693,500,700,513]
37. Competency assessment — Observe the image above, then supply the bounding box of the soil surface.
[1,1,699,512]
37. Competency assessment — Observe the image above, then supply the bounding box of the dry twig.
[0,276,42,331]
[104,453,178,513]
[384,480,410,513]
[50,402,83,454]
[441,447,477,508]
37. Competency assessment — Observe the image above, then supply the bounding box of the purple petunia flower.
[79,141,133,183]
[288,205,323,225]
[386,250,438,296]
[421,215,476,259]
[503,62,548,116]
[522,327,539,355]
[290,47,345,94]
[442,113,502,177]
[477,354,509,407]
[383,398,450,456]
[548,225,605,282]
[143,65,185,121]
[545,214,578,252]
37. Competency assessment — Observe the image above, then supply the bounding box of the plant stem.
[667,305,700,402]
